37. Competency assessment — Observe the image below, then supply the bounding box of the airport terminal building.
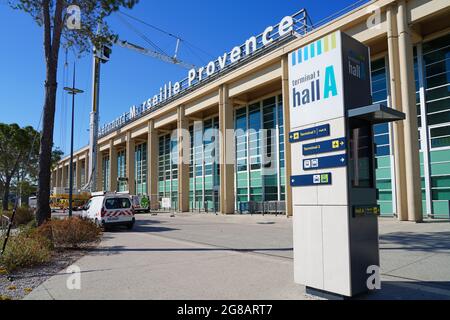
[52,0,450,221]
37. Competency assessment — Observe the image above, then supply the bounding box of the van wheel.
[96,219,106,232]
[126,222,134,230]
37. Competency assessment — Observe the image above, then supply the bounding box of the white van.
[82,193,135,230]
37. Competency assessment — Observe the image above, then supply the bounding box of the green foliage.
[51,148,64,170]
[0,123,40,210]
[9,0,140,55]
[0,123,39,183]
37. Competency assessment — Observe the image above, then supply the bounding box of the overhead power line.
[116,13,169,57]
[117,10,214,61]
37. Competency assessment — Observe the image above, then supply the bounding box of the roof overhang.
[347,103,405,124]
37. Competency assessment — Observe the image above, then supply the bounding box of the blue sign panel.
[302,137,346,156]
[303,154,347,170]
[289,124,330,143]
[290,173,332,187]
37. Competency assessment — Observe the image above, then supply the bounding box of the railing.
[238,201,286,215]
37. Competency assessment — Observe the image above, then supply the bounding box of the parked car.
[131,195,150,213]
[82,193,135,230]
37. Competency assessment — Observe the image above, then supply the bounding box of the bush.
[0,217,102,272]
[38,217,102,249]
[3,207,35,227]
[0,231,52,272]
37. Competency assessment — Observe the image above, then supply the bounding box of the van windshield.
[104,198,131,209]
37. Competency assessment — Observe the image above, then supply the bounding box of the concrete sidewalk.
[25,213,450,300]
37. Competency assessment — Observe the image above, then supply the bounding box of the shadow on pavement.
[380,231,450,253]
[358,281,450,300]
[102,220,178,234]
[90,246,293,253]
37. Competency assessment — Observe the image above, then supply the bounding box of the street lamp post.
[64,63,84,217]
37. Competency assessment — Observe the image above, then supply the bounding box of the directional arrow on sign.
[302,137,347,156]
[302,153,347,170]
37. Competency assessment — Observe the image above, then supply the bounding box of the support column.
[75,156,81,191]
[219,84,235,214]
[281,56,293,217]
[397,0,423,222]
[56,167,60,188]
[59,166,63,188]
[61,164,67,189]
[96,152,103,191]
[126,131,136,195]
[54,168,59,189]
[147,120,159,210]
[50,170,55,189]
[387,5,408,221]
[177,105,190,212]
[84,151,89,188]
[109,140,118,192]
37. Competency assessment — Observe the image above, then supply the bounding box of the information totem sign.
[288,31,404,298]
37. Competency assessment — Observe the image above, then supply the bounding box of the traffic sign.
[289,124,330,143]
[303,154,347,170]
[290,173,332,186]
[302,137,346,155]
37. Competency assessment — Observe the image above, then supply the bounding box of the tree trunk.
[36,67,58,225]
[2,178,10,211]
[36,0,63,226]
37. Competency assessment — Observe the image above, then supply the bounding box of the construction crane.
[86,38,195,192]
[116,39,195,70]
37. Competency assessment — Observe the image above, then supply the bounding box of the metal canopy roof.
[347,103,405,124]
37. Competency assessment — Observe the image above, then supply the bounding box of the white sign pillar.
[288,31,381,298]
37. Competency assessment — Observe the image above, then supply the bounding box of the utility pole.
[88,53,101,192]
[88,43,110,192]
[64,63,84,217]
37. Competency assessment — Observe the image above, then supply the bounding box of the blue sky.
[0,0,367,155]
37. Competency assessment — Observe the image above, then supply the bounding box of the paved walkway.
[25,213,450,300]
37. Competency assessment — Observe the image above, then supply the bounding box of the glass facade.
[64,166,68,188]
[371,58,395,215]
[158,134,178,209]
[369,33,450,218]
[189,117,220,211]
[235,94,286,210]
[82,33,450,219]
[102,154,110,191]
[80,160,86,187]
[117,150,127,192]
[421,34,450,217]
[135,143,147,195]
